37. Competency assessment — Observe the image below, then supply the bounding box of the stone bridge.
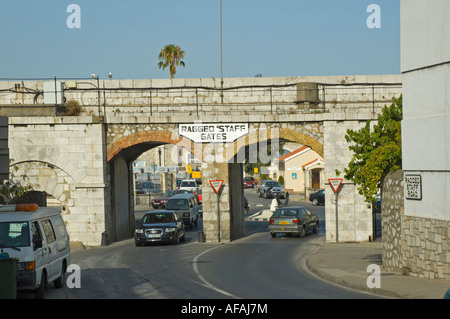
[2,75,401,245]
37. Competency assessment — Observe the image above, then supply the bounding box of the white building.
[401,0,450,279]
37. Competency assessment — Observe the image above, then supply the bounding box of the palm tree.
[157,44,185,79]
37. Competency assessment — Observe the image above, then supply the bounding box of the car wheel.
[270,232,276,238]
[313,223,319,234]
[54,263,67,288]
[299,226,306,238]
[312,198,319,206]
[35,270,48,299]
[173,233,180,245]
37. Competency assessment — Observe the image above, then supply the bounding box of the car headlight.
[135,229,144,234]
[165,228,176,233]
[183,213,190,217]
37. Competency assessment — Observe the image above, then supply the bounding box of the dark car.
[135,211,185,246]
[243,176,256,188]
[269,206,319,238]
[151,189,193,209]
[309,189,325,206]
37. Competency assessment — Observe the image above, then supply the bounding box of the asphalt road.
[32,189,373,300]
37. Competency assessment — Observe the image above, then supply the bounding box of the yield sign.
[328,178,343,193]
[209,180,224,194]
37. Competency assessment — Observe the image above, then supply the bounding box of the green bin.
[0,258,18,299]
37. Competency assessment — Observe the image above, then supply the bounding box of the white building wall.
[401,0,450,222]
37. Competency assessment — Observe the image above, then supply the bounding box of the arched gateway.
[5,75,401,245]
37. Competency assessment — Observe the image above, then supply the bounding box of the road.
[30,189,375,300]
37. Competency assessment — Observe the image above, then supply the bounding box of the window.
[41,219,56,243]
[32,221,43,251]
[0,222,30,248]
[273,209,298,217]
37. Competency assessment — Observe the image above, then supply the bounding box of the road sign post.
[209,180,224,242]
[328,178,343,242]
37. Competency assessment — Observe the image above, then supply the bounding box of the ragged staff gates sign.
[179,123,249,143]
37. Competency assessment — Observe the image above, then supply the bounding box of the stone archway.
[10,160,74,211]
[107,130,195,163]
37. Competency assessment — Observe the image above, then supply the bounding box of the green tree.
[0,159,33,204]
[157,44,185,79]
[344,95,402,203]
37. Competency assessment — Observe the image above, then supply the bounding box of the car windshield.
[181,181,196,187]
[0,222,30,248]
[244,177,254,181]
[266,181,281,187]
[272,209,299,217]
[141,213,175,224]
[166,199,189,210]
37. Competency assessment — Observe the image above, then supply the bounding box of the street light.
[220,0,223,103]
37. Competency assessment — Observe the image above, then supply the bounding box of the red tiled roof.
[278,146,310,161]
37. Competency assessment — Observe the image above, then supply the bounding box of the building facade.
[400,0,450,279]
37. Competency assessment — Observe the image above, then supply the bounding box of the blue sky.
[0,0,400,80]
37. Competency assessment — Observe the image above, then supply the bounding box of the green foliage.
[0,159,33,204]
[277,175,284,185]
[344,95,402,203]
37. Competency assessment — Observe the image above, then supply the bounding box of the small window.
[41,219,56,243]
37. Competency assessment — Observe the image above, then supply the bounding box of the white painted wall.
[401,0,450,221]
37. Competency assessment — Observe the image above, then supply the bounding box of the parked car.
[135,211,185,246]
[269,206,319,238]
[165,193,200,228]
[150,189,192,209]
[141,181,160,194]
[258,180,285,199]
[256,179,267,193]
[179,179,199,193]
[0,206,71,299]
[135,181,145,194]
[309,189,325,206]
[243,176,257,188]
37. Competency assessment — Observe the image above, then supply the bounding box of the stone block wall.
[401,216,450,280]
[381,170,404,273]
[382,170,450,280]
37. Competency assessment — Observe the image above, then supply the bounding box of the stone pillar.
[323,120,373,242]
[201,161,244,243]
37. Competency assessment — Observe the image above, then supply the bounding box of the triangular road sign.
[328,178,343,193]
[209,180,224,194]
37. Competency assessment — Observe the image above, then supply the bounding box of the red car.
[243,176,257,188]
[151,189,192,209]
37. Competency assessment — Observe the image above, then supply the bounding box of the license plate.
[147,234,160,238]
[279,221,289,225]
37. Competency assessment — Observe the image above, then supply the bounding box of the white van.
[0,205,71,299]
[179,179,199,193]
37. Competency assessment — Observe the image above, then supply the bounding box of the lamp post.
[220,0,223,103]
